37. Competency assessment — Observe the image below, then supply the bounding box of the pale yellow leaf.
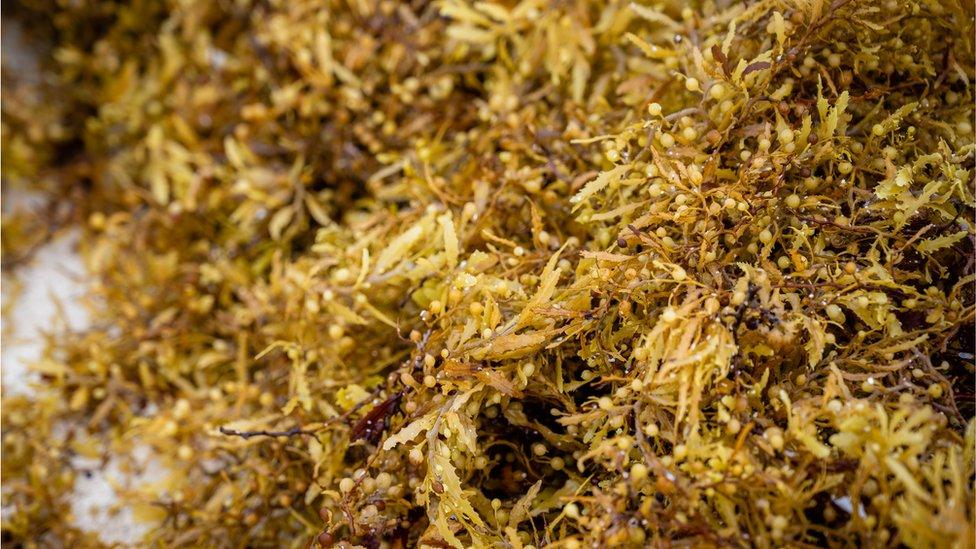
[383,413,436,450]
[570,165,626,211]
[439,213,459,269]
[917,230,967,254]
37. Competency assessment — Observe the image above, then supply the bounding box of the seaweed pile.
[2,0,974,547]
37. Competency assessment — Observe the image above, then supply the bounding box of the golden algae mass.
[1,0,974,547]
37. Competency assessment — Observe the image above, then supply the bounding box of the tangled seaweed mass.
[2,0,975,547]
